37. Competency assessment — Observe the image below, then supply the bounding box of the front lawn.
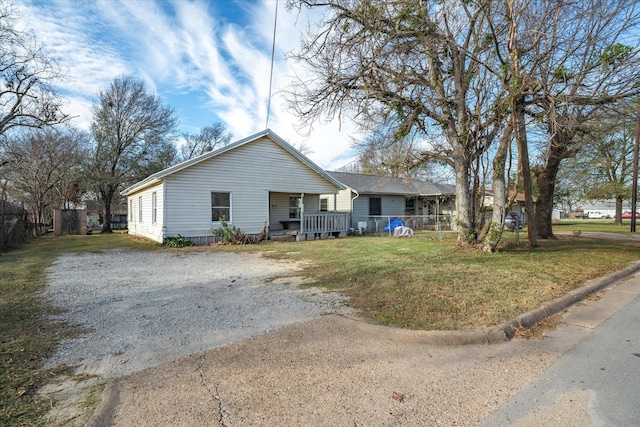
[256,232,639,330]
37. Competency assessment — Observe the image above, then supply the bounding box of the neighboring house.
[121,129,348,244]
[85,200,128,230]
[324,171,456,233]
[482,191,537,222]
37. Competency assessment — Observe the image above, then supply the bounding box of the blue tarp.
[383,218,405,232]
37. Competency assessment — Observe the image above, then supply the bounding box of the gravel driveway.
[44,249,345,379]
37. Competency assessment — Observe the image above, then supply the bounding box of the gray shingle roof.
[327,171,455,196]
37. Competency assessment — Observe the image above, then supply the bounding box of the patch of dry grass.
[0,234,158,426]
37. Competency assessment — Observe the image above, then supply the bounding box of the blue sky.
[15,0,359,169]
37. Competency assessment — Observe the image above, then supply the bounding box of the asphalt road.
[478,281,640,426]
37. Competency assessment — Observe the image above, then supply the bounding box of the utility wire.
[265,0,278,129]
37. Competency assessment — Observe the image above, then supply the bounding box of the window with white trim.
[152,192,157,224]
[320,198,328,212]
[138,196,143,222]
[211,192,231,222]
[289,196,301,219]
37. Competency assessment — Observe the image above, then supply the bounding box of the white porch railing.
[301,212,350,234]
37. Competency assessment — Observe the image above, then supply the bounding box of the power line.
[265,0,279,129]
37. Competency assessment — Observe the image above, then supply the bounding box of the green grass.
[255,232,640,329]
[553,218,637,233]
[0,233,159,426]
[1,228,639,424]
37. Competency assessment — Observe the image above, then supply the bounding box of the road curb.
[86,379,120,427]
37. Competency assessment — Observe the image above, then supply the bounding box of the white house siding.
[320,188,354,223]
[127,182,165,243]
[269,192,322,231]
[162,137,339,240]
[336,189,353,212]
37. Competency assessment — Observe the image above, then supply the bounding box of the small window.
[320,198,328,212]
[129,200,133,222]
[405,198,415,215]
[138,196,143,222]
[289,196,301,219]
[211,192,231,222]
[369,197,381,216]
[152,192,157,224]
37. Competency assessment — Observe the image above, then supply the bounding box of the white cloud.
[14,0,359,169]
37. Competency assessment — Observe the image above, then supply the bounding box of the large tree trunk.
[453,154,474,243]
[480,128,512,252]
[513,105,538,247]
[100,186,115,233]
[534,130,572,239]
[534,151,562,239]
[615,196,624,225]
[506,0,537,248]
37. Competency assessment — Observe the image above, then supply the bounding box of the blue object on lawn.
[383,218,405,232]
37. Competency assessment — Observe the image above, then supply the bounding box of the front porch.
[268,192,349,241]
[269,212,350,241]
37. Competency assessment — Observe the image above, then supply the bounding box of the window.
[152,192,157,224]
[138,196,143,222]
[320,198,328,212]
[369,197,381,216]
[289,196,301,219]
[405,198,415,215]
[129,200,133,222]
[211,192,231,222]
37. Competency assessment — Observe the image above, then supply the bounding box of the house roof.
[327,171,456,196]
[120,129,346,196]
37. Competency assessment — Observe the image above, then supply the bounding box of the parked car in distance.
[615,211,640,219]
[587,211,610,219]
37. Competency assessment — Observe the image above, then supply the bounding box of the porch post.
[300,193,305,234]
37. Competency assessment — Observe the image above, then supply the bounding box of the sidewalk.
[88,261,640,426]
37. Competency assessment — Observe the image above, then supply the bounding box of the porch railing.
[301,212,349,234]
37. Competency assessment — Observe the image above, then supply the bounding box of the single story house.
[323,171,456,233]
[121,129,348,244]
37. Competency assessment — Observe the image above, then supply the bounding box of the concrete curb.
[86,379,120,427]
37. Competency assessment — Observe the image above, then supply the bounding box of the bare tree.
[563,104,637,225]
[486,0,640,239]
[88,75,177,233]
[349,128,449,181]
[179,123,232,161]
[287,0,507,245]
[1,128,87,232]
[0,1,68,136]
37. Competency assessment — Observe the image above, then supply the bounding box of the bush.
[212,217,261,245]
[163,235,194,247]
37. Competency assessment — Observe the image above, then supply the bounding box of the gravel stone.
[44,248,345,379]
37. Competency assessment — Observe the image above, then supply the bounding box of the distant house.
[85,200,128,230]
[324,171,456,233]
[121,129,348,244]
